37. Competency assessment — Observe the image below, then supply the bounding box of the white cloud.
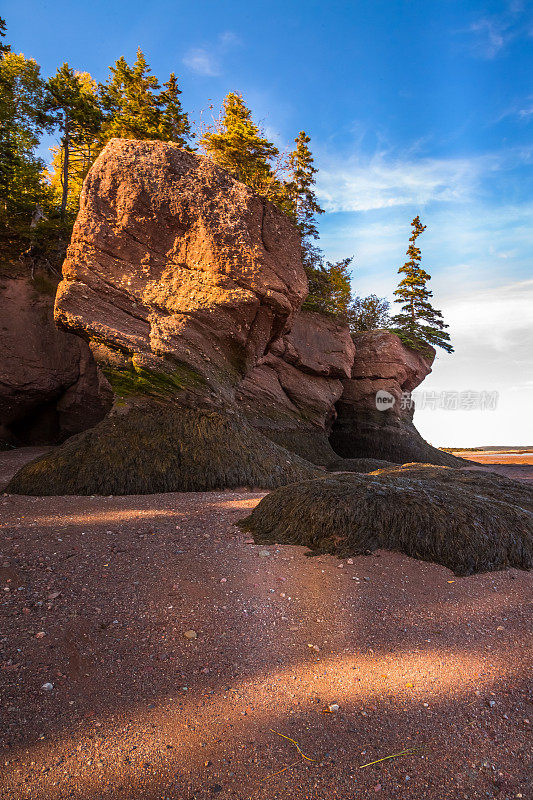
[183,31,241,77]
[468,17,508,58]
[182,48,220,77]
[315,152,500,213]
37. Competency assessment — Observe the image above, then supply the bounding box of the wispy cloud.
[461,2,531,59]
[316,152,495,213]
[518,98,533,118]
[183,31,241,77]
[494,94,533,122]
[468,17,509,58]
[183,48,220,77]
[315,143,533,214]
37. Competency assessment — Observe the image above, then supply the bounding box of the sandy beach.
[1,448,531,799]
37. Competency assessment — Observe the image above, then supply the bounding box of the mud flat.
[451,449,533,482]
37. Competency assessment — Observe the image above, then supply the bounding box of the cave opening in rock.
[8,399,62,446]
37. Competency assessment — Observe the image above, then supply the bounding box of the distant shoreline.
[441,446,533,453]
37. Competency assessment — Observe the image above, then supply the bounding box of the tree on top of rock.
[199,92,280,195]
[99,49,191,147]
[302,242,354,318]
[99,50,161,141]
[158,72,192,145]
[285,131,323,239]
[45,64,103,219]
[391,216,453,353]
[349,294,391,332]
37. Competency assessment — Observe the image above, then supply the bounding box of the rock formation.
[0,276,112,447]
[55,138,307,402]
[237,310,355,464]
[331,330,460,466]
[6,139,462,492]
[239,465,533,575]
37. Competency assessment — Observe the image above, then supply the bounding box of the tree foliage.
[349,294,390,332]
[200,95,323,236]
[158,72,192,144]
[390,216,453,353]
[45,64,103,218]
[99,49,191,146]
[0,16,9,55]
[200,92,280,195]
[301,241,353,317]
[284,131,323,238]
[0,50,49,220]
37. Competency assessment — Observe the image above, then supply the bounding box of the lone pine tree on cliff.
[391,216,453,353]
[285,130,324,238]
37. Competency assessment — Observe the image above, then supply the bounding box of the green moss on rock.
[102,362,206,399]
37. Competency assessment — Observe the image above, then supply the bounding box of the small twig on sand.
[261,729,317,780]
[261,759,301,780]
[359,747,420,769]
[269,729,317,762]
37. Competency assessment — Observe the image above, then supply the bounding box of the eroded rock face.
[237,310,355,464]
[55,139,308,399]
[0,277,112,446]
[330,330,459,466]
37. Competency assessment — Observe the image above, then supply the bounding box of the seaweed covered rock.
[328,457,396,473]
[55,138,307,399]
[6,404,318,496]
[239,465,533,575]
[330,330,461,466]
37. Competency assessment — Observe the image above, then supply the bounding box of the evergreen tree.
[0,50,50,221]
[285,131,323,238]
[200,92,279,195]
[45,72,102,214]
[46,64,103,219]
[0,17,10,55]
[391,216,453,353]
[349,294,390,332]
[158,72,192,146]
[99,50,191,146]
[302,241,354,318]
[100,49,161,140]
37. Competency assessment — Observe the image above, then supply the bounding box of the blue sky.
[5,0,533,445]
